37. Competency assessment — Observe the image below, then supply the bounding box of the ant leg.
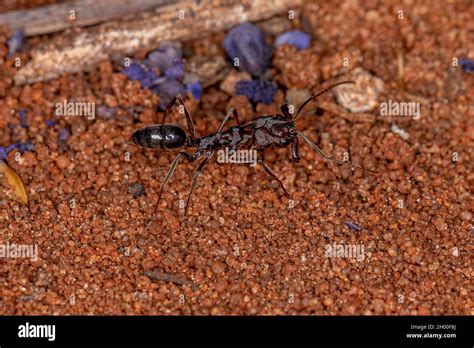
[154,151,200,215]
[184,152,213,215]
[258,152,289,196]
[296,130,377,173]
[161,94,196,138]
[217,107,240,132]
[291,137,301,162]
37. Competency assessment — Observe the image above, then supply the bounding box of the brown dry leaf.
[0,160,28,204]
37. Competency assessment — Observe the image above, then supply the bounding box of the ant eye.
[165,134,175,140]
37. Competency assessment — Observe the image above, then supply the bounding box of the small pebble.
[333,67,385,113]
[434,217,447,231]
[211,261,226,274]
[129,182,145,198]
[215,278,228,292]
[323,297,333,306]
[387,247,398,257]
[460,211,471,221]
[391,123,410,140]
[417,306,431,315]
[58,203,70,217]
[219,70,252,95]
[55,154,70,169]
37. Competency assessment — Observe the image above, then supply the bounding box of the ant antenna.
[293,80,355,120]
[296,130,377,174]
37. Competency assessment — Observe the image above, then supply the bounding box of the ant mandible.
[132,81,372,216]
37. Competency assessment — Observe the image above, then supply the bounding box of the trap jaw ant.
[131,81,375,216]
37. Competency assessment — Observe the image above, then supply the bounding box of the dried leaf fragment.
[0,161,28,204]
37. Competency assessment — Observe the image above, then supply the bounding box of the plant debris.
[223,22,272,77]
[0,161,28,204]
[275,30,311,51]
[236,78,277,105]
[7,29,24,57]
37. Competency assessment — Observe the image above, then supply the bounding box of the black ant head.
[131,124,188,150]
[288,127,298,138]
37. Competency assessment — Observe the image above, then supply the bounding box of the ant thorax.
[252,125,294,149]
[197,126,251,151]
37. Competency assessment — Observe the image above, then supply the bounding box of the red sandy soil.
[0,0,472,315]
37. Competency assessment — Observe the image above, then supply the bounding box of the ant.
[132,81,373,216]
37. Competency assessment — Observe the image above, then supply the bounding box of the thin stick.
[144,269,197,287]
[13,0,302,85]
[0,0,168,36]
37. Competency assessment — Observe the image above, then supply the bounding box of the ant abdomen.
[131,124,187,149]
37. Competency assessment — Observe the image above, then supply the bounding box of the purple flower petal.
[152,78,187,110]
[274,30,311,51]
[123,61,160,88]
[45,120,58,127]
[123,62,146,81]
[7,30,24,57]
[146,42,183,72]
[19,109,28,128]
[223,23,272,77]
[18,142,35,152]
[140,69,159,88]
[0,142,33,160]
[6,143,19,152]
[0,147,7,160]
[459,58,474,73]
[186,81,202,100]
[59,128,70,141]
[344,221,361,232]
[164,60,185,79]
[236,79,277,105]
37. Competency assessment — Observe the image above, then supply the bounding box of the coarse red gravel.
[0,0,472,315]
